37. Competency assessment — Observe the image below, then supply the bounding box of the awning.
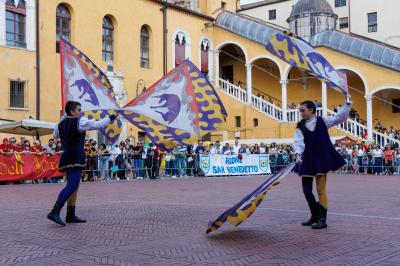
[0,119,56,138]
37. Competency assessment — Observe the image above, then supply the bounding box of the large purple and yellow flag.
[206,163,296,234]
[122,60,227,150]
[266,32,348,95]
[60,38,122,143]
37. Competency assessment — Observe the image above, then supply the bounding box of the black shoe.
[302,202,318,226]
[66,206,86,223]
[47,202,66,226]
[312,204,327,229]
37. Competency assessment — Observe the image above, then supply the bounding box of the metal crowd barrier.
[2,152,399,185]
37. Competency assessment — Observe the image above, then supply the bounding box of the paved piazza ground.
[1,174,400,266]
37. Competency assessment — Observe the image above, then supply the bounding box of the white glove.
[295,153,303,163]
[346,94,352,106]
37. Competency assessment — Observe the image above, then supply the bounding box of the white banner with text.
[199,154,271,176]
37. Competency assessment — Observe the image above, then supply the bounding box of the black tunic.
[58,117,87,171]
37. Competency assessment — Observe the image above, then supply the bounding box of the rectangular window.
[6,11,26,48]
[339,17,349,29]
[235,116,241,128]
[269,9,276,20]
[138,131,146,142]
[393,99,400,113]
[335,0,346,7]
[9,80,25,108]
[221,2,226,9]
[368,12,377,32]
[253,118,259,127]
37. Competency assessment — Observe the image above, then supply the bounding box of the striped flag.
[266,31,348,95]
[206,163,296,234]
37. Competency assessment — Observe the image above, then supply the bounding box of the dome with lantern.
[287,0,338,41]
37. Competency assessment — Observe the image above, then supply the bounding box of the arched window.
[200,39,210,74]
[140,26,150,68]
[5,0,26,48]
[253,118,259,127]
[175,33,186,66]
[56,4,71,53]
[102,16,114,63]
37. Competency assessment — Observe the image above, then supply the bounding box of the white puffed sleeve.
[322,104,350,128]
[293,128,305,155]
[78,117,111,133]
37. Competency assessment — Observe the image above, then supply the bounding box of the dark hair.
[297,101,317,132]
[100,143,106,149]
[300,100,316,114]
[65,101,81,116]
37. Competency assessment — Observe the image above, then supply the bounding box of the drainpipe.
[161,2,168,75]
[35,0,40,120]
[348,0,351,33]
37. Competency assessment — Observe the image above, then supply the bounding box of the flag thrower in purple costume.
[206,163,296,234]
[266,31,348,95]
[60,38,122,143]
[122,60,227,150]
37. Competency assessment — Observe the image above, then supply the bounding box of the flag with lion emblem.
[60,38,122,143]
[122,60,227,150]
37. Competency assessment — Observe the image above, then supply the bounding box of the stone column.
[365,95,373,141]
[281,79,288,122]
[214,50,220,88]
[322,82,327,116]
[246,63,252,105]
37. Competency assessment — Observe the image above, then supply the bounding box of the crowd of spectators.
[1,137,400,184]
[374,121,400,141]
[78,139,400,178]
[0,137,62,154]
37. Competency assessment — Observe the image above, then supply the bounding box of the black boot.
[47,202,66,226]
[302,202,318,226]
[66,206,86,223]
[312,204,327,229]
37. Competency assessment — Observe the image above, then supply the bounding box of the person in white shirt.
[232,139,240,154]
[259,143,267,154]
[293,96,351,230]
[395,149,400,175]
[356,146,365,173]
[43,139,57,153]
[224,146,234,155]
[209,144,219,155]
[47,101,117,226]
[372,146,383,175]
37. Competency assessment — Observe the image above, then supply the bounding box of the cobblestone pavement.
[1,173,400,266]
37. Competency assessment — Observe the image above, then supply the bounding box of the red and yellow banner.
[0,153,63,182]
